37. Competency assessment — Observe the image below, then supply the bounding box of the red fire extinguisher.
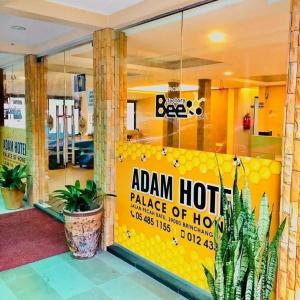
[243,113,251,130]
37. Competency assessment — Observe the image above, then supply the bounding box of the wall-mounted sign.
[73,74,86,93]
[115,142,281,292]
[155,94,205,119]
[0,127,26,167]
[4,97,26,129]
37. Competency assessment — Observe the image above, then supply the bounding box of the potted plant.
[53,179,113,259]
[203,165,286,300]
[0,164,27,210]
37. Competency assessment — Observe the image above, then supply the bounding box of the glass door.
[45,44,94,215]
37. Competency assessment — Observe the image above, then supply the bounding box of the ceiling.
[0,0,201,66]
[125,0,290,91]
[0,12,78,46]
[47,0,144,15]
[1,0,291,94]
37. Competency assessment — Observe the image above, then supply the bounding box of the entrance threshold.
[108,244,212,300]
[34,202,64,223]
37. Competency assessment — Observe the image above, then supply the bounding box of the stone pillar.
[197,79,211,151]
[277,1,300,299]
[115,31,127,142]
[0,69,4,127]
[93,29,127,249]
[24,55,48,204]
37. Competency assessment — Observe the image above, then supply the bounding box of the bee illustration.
[141,154,146,162]
[162,148,168,156]
[126,230,131,239]
[173,160,179,168]
[233,156,241,167]
[118,154,123,162]
[172,237,178,246]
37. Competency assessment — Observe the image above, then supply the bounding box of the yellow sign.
[115,142,281,291]
[0,127,26,167]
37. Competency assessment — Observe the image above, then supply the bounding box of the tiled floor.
[0,252,187,300]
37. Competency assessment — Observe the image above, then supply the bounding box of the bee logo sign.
[155,94,205,119]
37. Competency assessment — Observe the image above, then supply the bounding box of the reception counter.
[251,135,282,160]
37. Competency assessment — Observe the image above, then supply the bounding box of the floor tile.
[0,265,62,300]
[127,271,186,300]
[0,265,35,283]
[0,252,185,300]
[62,252,122,285]
[31,255,94,299]
[0,283,18,300]
[95,251,137,275]
[99,276,161,300]
[67,287,112,300]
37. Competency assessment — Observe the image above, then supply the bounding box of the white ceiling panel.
[48,0,143,15]
[0,12,76,46]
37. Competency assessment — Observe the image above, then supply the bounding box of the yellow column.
[197,79,211,151]
[226,89,236,154]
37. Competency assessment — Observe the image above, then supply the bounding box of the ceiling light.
[208,31,226,43]
[224,71,233,76]
[10,25,26,31]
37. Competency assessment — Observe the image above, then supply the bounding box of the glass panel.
[3,62,25,129]
[125,13,183,146]
[0,59,28,212]
[47,51,67,200]
[47,44,94,210]
[180,0,289,160]
[64,44,94,187]
[116,0,288,293]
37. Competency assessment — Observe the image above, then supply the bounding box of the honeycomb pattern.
[115,142,282,292]
[116,142,281,184]
[115,213,211,290]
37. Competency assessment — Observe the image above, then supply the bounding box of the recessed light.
[10,25,26,31]
[208,31,226,43]
[224,71,233,76]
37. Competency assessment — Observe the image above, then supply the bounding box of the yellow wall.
[258,85,286,137]
[233,87,259,157]
[210,89,228,152]
[230,85,285,157]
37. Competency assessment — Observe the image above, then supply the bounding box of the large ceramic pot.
[63,207,102,259]
[1,187,24,210]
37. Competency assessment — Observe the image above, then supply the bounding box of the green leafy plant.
[0,164,27,193]
[203,164,286,300]
[53,179,115,213]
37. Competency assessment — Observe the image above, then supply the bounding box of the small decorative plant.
[0,164,27,192]
[53,179,116,259]
[203,165,286,300]
[53,179,100,212]
[0,164,27,209]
